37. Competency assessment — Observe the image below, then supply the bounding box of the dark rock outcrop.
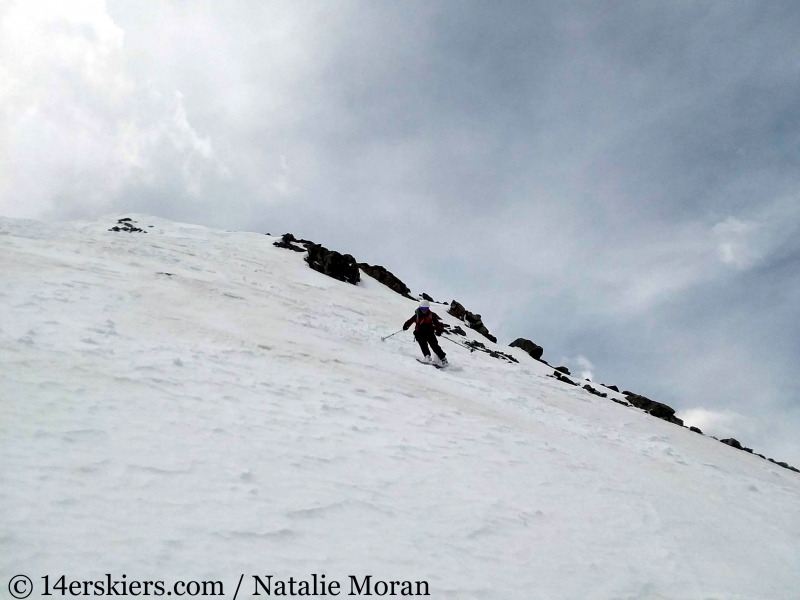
[583,384,608,398]
[602,383,620,392]
[553,371,578,386]
[720,438,743,450]
[622,392,683,426]
[689,426,703,434]
[443,324,467,336]
[461,339,518,363]
[717,439,799,472]
[448,300,497,343]
[109,218,146,233]
[273,233,307,252]
[306,243,360,285]
[554,366,571,375]
[509,338,544,361]
[358,263,413,298]
[272,233,360,285]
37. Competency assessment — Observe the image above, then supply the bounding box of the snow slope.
[1,215,799,599]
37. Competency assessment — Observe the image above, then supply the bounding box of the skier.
[403,300,448,365]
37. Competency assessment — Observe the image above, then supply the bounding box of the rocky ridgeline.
[512,335,684,426]
[358,264,413,299]
[306,243,360,285]
[273,233,414,294]
[621,392,684,426]
[509,336,798,474]
[272,233,311,252]
[273,234,361,285]
[448,300,497,343]
[271,231,799,476]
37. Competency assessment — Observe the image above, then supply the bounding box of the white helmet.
[419,299,430,309]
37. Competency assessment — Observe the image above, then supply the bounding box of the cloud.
[558,355,594,382]
[713,217,762,268]
[679,408,748,439]
[0,0,223,219]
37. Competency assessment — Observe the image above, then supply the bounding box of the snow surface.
[1,215,799,599]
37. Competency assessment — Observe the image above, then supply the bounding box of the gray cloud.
[2,0,799,463]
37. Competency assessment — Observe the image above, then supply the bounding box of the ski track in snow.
[1,215,799,599]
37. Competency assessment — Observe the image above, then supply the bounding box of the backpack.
[415,308,435,328]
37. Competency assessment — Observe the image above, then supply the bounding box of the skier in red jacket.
[403,300,447,365]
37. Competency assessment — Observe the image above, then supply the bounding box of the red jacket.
[404,309,444,333]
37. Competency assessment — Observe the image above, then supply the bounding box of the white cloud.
[559,354,594,381]
[712,216,763,269]
[678,407,748,439]
[0,0,222,218]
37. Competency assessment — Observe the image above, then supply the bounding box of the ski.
[416,358,447,369]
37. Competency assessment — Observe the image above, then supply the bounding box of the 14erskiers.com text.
[35,573,430,597]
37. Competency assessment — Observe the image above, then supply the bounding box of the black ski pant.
[415,328,446,360]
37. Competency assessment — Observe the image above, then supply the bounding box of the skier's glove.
[435,330,442,337]
[403,324,409,331]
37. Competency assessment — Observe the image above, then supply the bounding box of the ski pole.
[442,335,476,352]
[381,329,404,342]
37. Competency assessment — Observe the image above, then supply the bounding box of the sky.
[2,0,799,464]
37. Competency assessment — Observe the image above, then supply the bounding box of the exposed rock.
[602,384,620,392]
[443,324,467,337]
[611,398,631,407]
[509,338,544,361]
[623,392,683,426]
[583,384,607,398]
[720,438,743,450]
[109,218,146,233]
[554,366,571,375]
[421,292,434,302]
[460,339,518,363]
[273,233,307,252]
[358,263,413,298]
[554,371,578,386]
[305,243,360,285]
[448,300,466,320]
[689,426,703,434]
[448,300,497,343]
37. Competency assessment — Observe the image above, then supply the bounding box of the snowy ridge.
[2,215,799,599]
